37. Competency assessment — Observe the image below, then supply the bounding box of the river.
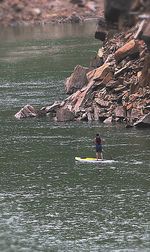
[0,21,150,252]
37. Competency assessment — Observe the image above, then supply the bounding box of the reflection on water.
[0,21,150,252]
[0,21,98,42]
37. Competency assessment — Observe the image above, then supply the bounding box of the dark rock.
[65,12,83,23]
[133,112,150,127]
[70,0,85,7]
[12,3,24,12]
[56,107,75,122]
[142,22,150,50]
[95,31,107,41]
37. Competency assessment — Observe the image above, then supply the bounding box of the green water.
[0,21,150,252]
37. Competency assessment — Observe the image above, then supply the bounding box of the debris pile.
[15,23,150,128]
[14,0,150,128]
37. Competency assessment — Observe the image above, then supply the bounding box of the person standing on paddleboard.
[94,133,103,160]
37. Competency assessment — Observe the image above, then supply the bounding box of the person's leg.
[98,151,103,159]
[96,152,99,160]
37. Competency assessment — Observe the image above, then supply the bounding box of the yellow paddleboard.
[75,157,109,163]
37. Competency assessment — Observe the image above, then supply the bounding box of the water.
[0,21,150,252]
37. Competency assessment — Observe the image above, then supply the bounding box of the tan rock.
[65,65,89,94]
[101,72,113,85]
[73,80,95,113]
[87,63,111,82]
[114,39,139,63]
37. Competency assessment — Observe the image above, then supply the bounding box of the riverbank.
[0,0,104,26]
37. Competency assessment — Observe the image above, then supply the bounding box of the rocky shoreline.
[8,0,149,128]
[0,0,103,27]
[15,21,150,128]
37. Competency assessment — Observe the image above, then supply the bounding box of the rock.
[114,85,128,94]
[106,80,119,91]
[65,12,83,23]
[100,71,113,86]
[134,20,146,40]
[65,65,89,94]
[70,0,85,7]
[86,1,96,12]
[130,108,142,120]
[89,49,104,68]
[86,108,93,121]
[12,3,24,12]
[114,62,131,78]
[144,105,150,111]
[93,104,100,121]
[95,18,108,41]
[94,98,110,108]
[140,55,150,88]
[114,106,125,118]
[31,8,41,16]
[87,63,111,82]
[133,112,150,127]
[103,116,113,124]
[142,22,150,50]
[114,39,140,63]
[89,55,104,69]
[73,80,95,113]
[97,48,104,58]
[43,101,61,113]
[15,104,37,119]
[95,31,107,41]
[56,107,75,122]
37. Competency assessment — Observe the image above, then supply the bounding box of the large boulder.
[87,63,111,82]
[56,107,75,122]
[134,112,150,127]
[65,65,89,95]
[114,39,140,63]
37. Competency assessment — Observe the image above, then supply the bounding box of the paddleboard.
[75,157,115,164]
